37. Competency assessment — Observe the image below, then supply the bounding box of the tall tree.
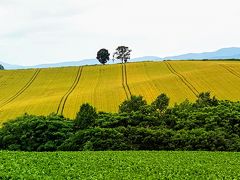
[75,103,98,129]
[0,64,4,70]
[195,92,218,107]
[113,46,131,63]
[119,95,147,113]
[151,93,170,112]
[96,49,110,65]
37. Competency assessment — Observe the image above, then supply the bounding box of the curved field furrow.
[62,65,101,118]
[1,61,240,123]
[219,64,240,79]
[126,62,196,104]
[121,63,129,99]
[164,61,199,96]
[0,69,41,109]
[125,63,158,102]
[62,64,126,118]
[121,63,132,99]
[0,70,36,104]
[124,63,132,97]
[57,67,83,115]
[125,62,160,102]
[170,61,240,100]
[0,67,78,122]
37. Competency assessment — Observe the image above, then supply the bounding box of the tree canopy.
[96,49,110,65]
[0,64,4,70]
[75,103,98,129]
[1,92,240,152]
[151,93,170,112]
[119,95,147,113]
[113,46,131,63]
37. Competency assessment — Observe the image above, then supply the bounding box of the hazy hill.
[164,47,240,60]
[0,61,24,69]
[1,47,240,69]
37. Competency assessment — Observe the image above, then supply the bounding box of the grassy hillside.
[0,60,240,123]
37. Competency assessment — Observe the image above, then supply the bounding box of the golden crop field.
[0,60,240,123]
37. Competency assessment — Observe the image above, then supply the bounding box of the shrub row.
[1,92,240,151]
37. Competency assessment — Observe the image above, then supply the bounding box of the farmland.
[1,151,240,179]
[1,60,240,123]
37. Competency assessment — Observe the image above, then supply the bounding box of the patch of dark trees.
[0,64,4,70]
[1,92,240,151]
[97,46,131,65]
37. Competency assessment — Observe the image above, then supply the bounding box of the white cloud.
[0,0,240,65]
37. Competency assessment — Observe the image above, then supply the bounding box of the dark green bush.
[1,92,240,151]
[58,127,130,151]
[0,113,73,151]
[75,103,97,129]
[119,95,147,113]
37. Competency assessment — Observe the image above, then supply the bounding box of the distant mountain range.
[164,47,240,60]
[1,47,240,69]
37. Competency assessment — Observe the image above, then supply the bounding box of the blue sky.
[0,0,240,65]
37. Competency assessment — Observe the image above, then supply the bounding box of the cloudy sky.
[0,0,240,65]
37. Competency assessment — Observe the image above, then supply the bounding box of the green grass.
[1,151,240,179]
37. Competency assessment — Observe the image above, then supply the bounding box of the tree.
[0,64,4,70]
[151,93,170,112]
[113,46,131,63]
[119,95,147,113]
[96,49,110,65]
[75,103,98,129]
[195,92,218,107]
[0,113,73,151]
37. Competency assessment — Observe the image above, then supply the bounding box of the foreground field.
[1,60,240,122]
[0,151,240,179]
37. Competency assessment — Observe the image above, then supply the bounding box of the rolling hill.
[0,60,240,123]
[164,47,240,60]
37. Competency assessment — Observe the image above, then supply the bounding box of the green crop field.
[0,151,240,179]
[1,60,240,123]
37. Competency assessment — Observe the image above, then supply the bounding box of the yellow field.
[0,60,240,123]
[63,64,126,118]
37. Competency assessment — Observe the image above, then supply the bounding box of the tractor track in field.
[124,63,132,97]
[164,61,199,97]
[121,64,129,99]
[121,63,131,99]
[57,66,83,115]
[0,69,41,109]
[219,64,240,79]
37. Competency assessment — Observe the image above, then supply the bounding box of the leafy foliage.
[75,103,97,129]
[113,46,131,63]
[0,113,73,151]
[195,92,218,107]
[1,92,240,151]
[119,95,147,113]
[1,151,240,179]
[96,48,110,65]
[151,93,170,112]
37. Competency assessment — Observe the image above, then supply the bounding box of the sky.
[0,0,240,66]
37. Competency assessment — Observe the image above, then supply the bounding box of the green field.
[1,151,240,179]
[1,60,240,123]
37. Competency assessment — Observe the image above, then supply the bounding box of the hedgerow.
[1,92,240,151]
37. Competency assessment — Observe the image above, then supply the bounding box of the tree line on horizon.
[97,46,131,65]
[0,46,131,70]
